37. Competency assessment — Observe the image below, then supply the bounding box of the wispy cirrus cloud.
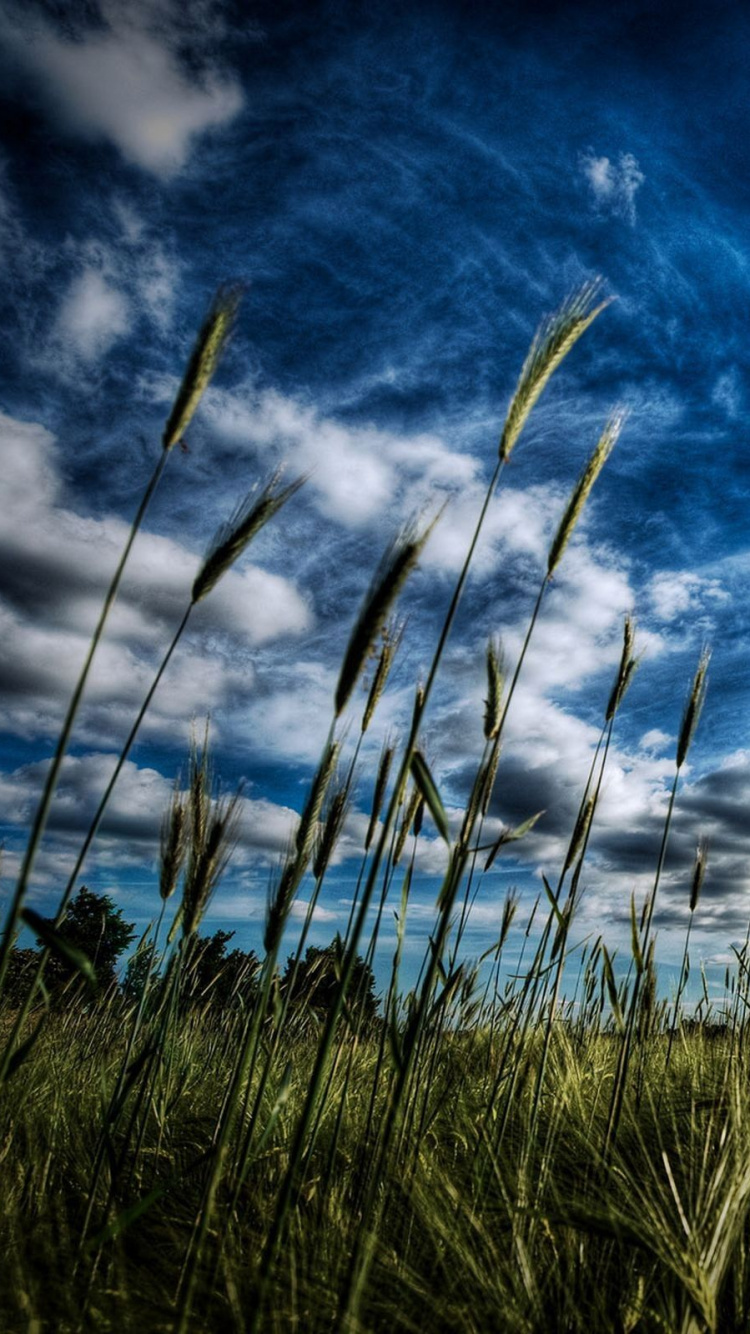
[0,172,182,376]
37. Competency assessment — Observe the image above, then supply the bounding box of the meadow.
[2,281,747,1334]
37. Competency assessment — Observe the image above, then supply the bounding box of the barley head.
[163,283,243,450]
[677,647,710,769]
[547,408,625,577]
[690,835,709,912]
[484,637,505,740]
[362,620,403,733]
[606,615,640,721]
[335,515,437,717]
[365,743,394,851]
[159,780,187,902]
[192,471,305,603]
[499,279,611,462]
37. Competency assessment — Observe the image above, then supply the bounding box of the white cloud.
[0,752,306,914]
[53,267,130,362]
[0,410,312,748]
[0,411,59,509]
[647,570,728,623]
[200,384,460,528]
[5,10,243,177]
[190,383,628,585]
[155,379,504,543]
[0,176,182,374]
[580,149,645,224]
[640,728,672,753]
[239,661,337,765]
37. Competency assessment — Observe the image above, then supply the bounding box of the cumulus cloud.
[196,383,478,531]
[0,392,740,956]
[580,149,645,224]
[640,728,672,753]
[2,5,243,176]
[159,380,627,590]
[0,410,311,749]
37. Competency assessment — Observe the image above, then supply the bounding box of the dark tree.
[37,886,136,994]
[3,948,39,1007]
[186,929,260,1009]
[281,940,379,1031]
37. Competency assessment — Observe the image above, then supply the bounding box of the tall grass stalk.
[663,836,709,1085]
[528,615,639,1143]
[605,647,711,1158]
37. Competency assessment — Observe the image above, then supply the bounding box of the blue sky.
[1,0,749,990]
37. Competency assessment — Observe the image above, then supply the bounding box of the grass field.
[5,1000,750,1333]
[2,282,744,1333]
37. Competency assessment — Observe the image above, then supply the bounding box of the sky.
[1,0,750,994]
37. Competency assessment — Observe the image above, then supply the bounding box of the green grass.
[4,1010,750,1332]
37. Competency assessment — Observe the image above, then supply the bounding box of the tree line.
[5,885,379,1027]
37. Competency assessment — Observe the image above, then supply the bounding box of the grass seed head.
[412,795,425,838]
[690,835,709,912]
[484,637,505,740]
[499,279,611,462]
[499,889,520,950]
[525,894,540,935]
[192,471,305,603]
[394,785,421,865]
[365,743,394,851]
[264,742,339,952]
[188,723,212,855]
[295,740,339,864]
[181,791,239,938]
[480,745,501,818]
[163,283,243,450]
[159,780,187,902]
[313,783,350,881]
[563,795,595,875]
[547,407,625,576]
[606,615,640,721]
[677,646,710,769]
[335,516,437,717]
[361,620,403,733]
